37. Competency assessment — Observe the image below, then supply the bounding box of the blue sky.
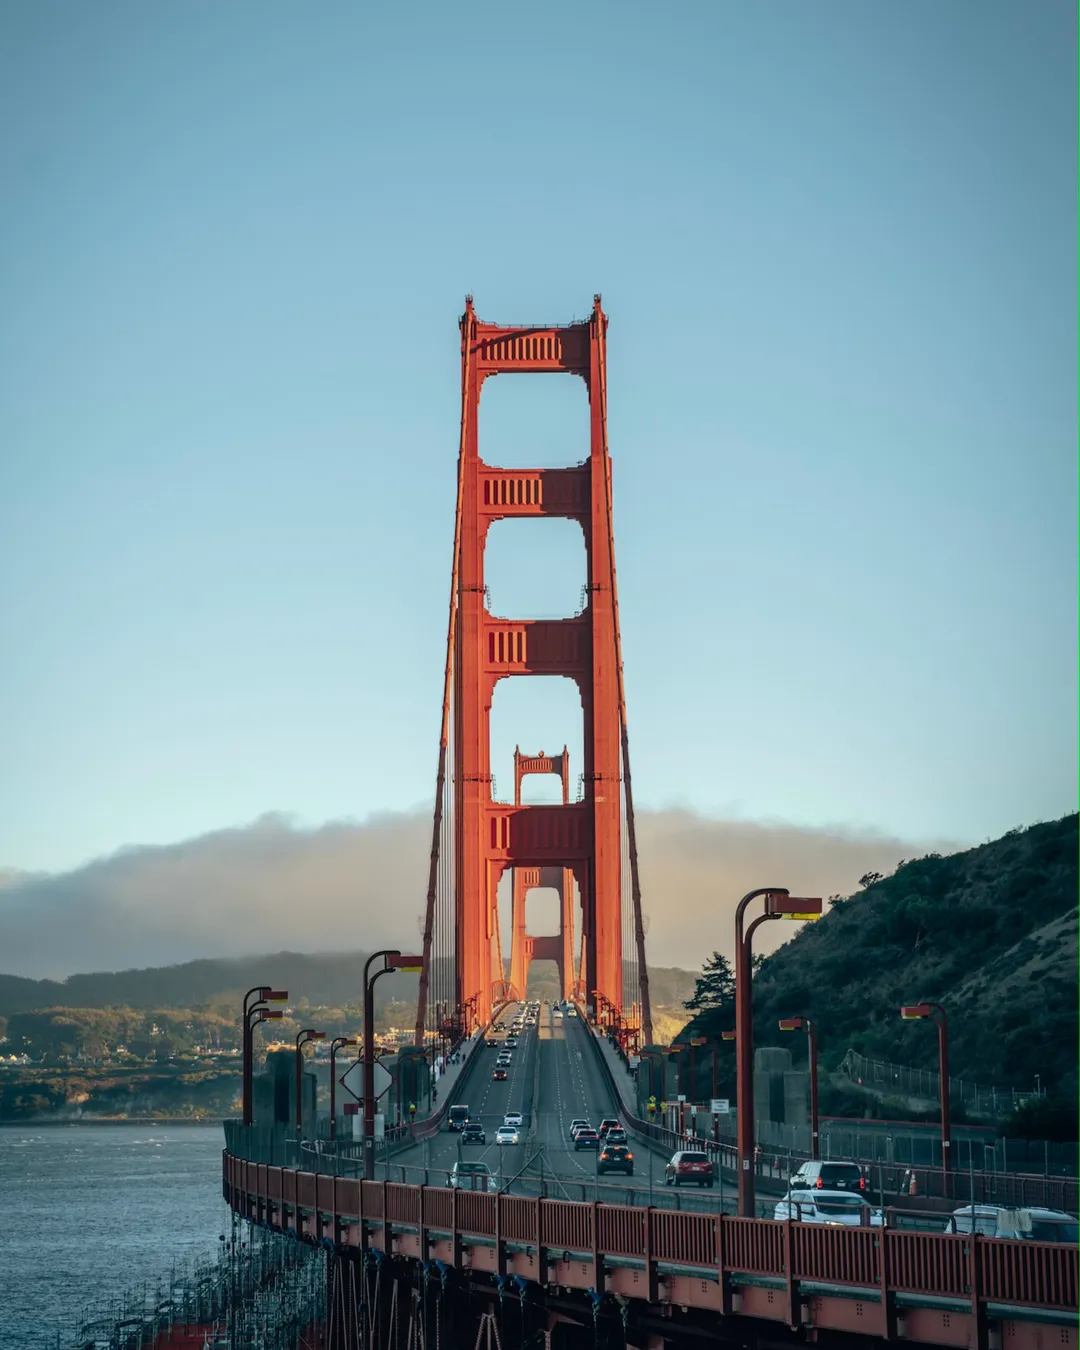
[1,1,1076,874]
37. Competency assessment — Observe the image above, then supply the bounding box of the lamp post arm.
[735,892,786,1219]
[364,964,400,1179]
[734,888,787,957]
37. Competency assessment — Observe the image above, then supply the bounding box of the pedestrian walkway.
[425,1031,483,1119]
[587,1027,639,1115]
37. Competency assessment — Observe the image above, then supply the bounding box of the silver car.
[449,1161,497,1192]
[775,1189,883,1227]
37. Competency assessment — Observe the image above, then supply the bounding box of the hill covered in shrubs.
[744,814,1077,1101]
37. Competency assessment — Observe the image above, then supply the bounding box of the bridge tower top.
[415,298,652,1045]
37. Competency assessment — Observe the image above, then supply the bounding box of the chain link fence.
[839,1048,1040,1118]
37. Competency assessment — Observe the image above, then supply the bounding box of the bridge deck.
[225,1005,1077,1347]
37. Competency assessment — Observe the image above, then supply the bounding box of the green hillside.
[681,814,1078,1101]
[0,950,418,1020]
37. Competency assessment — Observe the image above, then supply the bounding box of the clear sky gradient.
[2,1,1076,873]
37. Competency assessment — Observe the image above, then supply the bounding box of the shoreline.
[0,1116,224,1127]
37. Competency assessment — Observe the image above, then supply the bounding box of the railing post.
[535,1196,543,1277]
[495,1190,506,1278]
[592,1200,601,1293]
[968,1235,988,1350]
[451,1188,462,1269]
[419,1184,429,1268]
[782,1216,800,1330]
[878,1228,897,1340]
[644,1207,658,1304]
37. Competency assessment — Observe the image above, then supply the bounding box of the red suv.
[665,1150,716,1188]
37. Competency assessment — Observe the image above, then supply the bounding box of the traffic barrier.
[223,1151,1079,1328]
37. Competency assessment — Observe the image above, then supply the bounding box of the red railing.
[793,1224,878,1287]
[500,1195,538,1244]
[652,1210,716,1267]
[223,1151,1079,1322]
[980,1237,1078,1308]
[597,1205,647,1259]
[887,1230,969,1297]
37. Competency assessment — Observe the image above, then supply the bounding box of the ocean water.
[0,1124,229,1350]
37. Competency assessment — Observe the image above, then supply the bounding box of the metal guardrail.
[840,1048,1041,1117]
[222,1152,1079,1325]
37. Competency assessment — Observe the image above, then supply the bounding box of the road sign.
[710,1098,730,1115]
[341,1059,392,1103]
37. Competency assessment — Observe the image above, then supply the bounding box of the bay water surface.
[0,1124,227,1350]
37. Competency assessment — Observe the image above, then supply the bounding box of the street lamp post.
[294,1029,326,1134]
[241,988,288,1126]
[901,1002,951,1187]
[329,1037,358,1141]
[245,1005,286,1125]
[735,888,822,1217]
[779,1017,819,1159]
[364,951,423,1180]
[669,1045,686,1102]
[690,1037,707,1103]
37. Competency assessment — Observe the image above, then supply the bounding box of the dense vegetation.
[676,814,1078,1121]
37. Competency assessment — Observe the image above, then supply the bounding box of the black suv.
[790,1161,866,1193]
[461,1122,486,1145]
[598,1144,634,1176]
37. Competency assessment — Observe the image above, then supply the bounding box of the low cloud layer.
[0,810,959,979]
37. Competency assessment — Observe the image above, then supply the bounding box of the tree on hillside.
[684,953,735,1015]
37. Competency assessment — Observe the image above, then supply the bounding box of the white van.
[944,1205,1078,1243]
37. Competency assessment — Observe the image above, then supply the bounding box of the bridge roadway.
[223,999,1079,1349]
[384,1002,736,1214]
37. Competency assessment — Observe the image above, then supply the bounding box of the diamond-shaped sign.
[340,1059,392,1103]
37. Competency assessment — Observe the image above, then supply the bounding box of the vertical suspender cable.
[594,300,654,1045]
[415,302,474,1046]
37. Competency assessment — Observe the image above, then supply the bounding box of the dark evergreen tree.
[684,952,735,1014]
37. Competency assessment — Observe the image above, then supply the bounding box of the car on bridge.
[944,1205,1079,1242]
[604,1128,628,1145]
[597,1119,620,1140]
[574,1129,600,1151]
[505,1037,518,1047]
[460,1122,486,1145]
[789,1160,867,1193]
[504,1111,523,1128]
[492,1068,508,1081]
[598,1144,634,1176]
[449,1161,497,1192]
[486,1038,500,1047]
[568,1119,589,1139]
[495,1125,520,1145]
[665,1151,716,1187]
[775,1190,883,1226]
[447,1105,470,1131]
